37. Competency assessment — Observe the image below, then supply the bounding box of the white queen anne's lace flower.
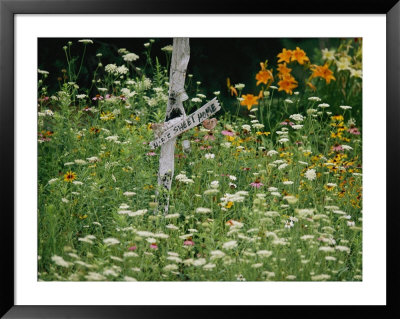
[105,64,117,73]
[38,69,49,75]
[161,45,173,52]
[116,65,129,75]
[289,114,304,122]
[196,207,211,214]
[79,39,93,44]
[308,96,321,102]
[123,53,139,62]
[103,238,120,245]
[305,168,317,181]
[51,255,72,267]
[222,240,238,250]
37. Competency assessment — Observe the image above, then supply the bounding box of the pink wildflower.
[175,154,186,159]
[221,130,235,137]
[348,127,360,135]
[332,144,343,152]
[183,240,195,246]
[146,152,156,156]
[281,120,294,126]
[204,134,216,141]
[128,245,137,251]
[250,181,264,188]
[92,95,103,101]
[149,243,158,250]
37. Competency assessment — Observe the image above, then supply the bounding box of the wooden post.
[157,38,190,213]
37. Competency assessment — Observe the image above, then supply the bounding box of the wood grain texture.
[157,38,190,213]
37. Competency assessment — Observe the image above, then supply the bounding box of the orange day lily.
[255,62,274,86]
[278,74,298,95]
[277,48,292,63]
[291,47,310,65]
[227,78,238,96]
[310,63,336,84]
[240,94,259,110]
[306,81,317,91]
[277,62,292,78]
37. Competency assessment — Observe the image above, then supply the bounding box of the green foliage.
[37,38,362,282]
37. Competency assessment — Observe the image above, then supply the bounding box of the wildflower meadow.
[38,38,362,282]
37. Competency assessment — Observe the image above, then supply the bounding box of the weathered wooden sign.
[149,97,220,149]
[153,37,221,214]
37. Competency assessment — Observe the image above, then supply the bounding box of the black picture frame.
[1,0,398,318]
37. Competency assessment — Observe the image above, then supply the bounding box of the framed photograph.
[1,0,398,317]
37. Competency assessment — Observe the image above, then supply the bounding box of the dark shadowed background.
[38,38,340,105]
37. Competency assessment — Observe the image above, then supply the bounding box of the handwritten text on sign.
[150,98,221,149]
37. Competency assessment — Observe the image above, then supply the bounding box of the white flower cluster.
[38,69,49,75]
[305,168,317,181]
[104,64,129,75]
[78,39,93,44]
[123,53,139,62]
[175,172,194,184]
[289,114,304,122]
[220,191,248,206]
[161,45,173,52]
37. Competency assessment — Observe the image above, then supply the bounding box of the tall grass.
[37,38,362,281]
